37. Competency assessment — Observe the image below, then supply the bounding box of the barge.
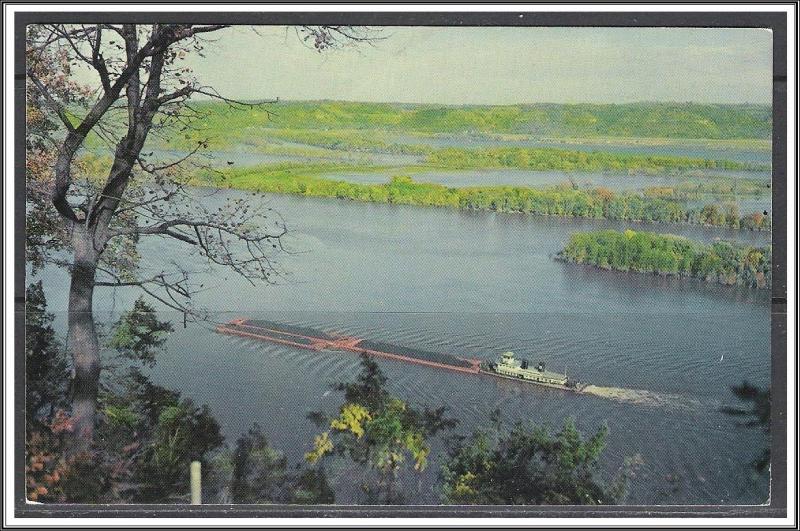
[216,319,585,392]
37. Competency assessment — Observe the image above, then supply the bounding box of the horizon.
[190,96,773,108]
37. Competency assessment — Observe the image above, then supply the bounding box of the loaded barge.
[216,319,585,392]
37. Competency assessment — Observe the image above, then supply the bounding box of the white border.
[4,3,796,528]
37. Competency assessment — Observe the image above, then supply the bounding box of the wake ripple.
[581,385,704,412]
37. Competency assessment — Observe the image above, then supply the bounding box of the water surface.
[394,134,772,166]
[36,190,771,505]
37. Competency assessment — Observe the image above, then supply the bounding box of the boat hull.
[479,369,585,393]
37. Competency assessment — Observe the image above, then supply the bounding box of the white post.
[190,461,202,505]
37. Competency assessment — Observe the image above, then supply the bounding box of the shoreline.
[196,171,773,233]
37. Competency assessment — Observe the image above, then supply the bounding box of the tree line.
[558,229,771,289]
[181,99,774,140]
[426,146,764,172]
[207,170,772,231]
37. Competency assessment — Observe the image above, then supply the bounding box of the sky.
[180,26,772,106]
[70,25,773,106]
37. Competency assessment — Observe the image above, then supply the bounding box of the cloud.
[174,26,774,105]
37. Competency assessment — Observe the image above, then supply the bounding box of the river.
[393,133,773,165]
[35,189,771,505]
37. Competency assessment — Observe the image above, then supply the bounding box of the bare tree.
[26,23,379,454]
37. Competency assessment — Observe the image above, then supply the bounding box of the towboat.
[480,351,584,391]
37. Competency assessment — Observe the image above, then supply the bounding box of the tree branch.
[26,70,76,133]
[91,24,112,93]
[137,142,204,172]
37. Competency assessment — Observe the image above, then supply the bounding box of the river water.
[393,133,773,165]
[35,186,772,505]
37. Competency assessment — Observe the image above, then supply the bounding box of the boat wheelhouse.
[491,351,569,386]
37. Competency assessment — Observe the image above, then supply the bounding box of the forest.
[558,229,772,289]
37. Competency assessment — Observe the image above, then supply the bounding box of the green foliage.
[108,298,174,367]
[155,102,767,173]
[24,283,85,504]
[89,304,222,503]
[441,417,625,505]
[25,288,327,505]
[25,281,69,427]
[559,230,771,289]
[227,423,333,504]
[291,468,336,504]
[122,367,182,426]
[132,398,224,502]
[52,452,112,503]
[721,382,771,474]
[212,167,771,231]
[306,354,456,503]
[117,101,769,173]
[740,211,772,231]
[230,423,287,503]
[643,176,770,200]
[103,405,140,428]
[170,100,773,141]
[333,353,390,410]
[426,146,761,172]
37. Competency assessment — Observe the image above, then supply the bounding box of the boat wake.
[581,384,703,411]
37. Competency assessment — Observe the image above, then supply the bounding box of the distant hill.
[192,100,772,140]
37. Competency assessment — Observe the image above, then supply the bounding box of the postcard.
[12,9,791,525]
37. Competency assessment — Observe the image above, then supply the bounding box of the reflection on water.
[34,189,770,505]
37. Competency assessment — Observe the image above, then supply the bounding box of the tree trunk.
[67,227,100,454]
